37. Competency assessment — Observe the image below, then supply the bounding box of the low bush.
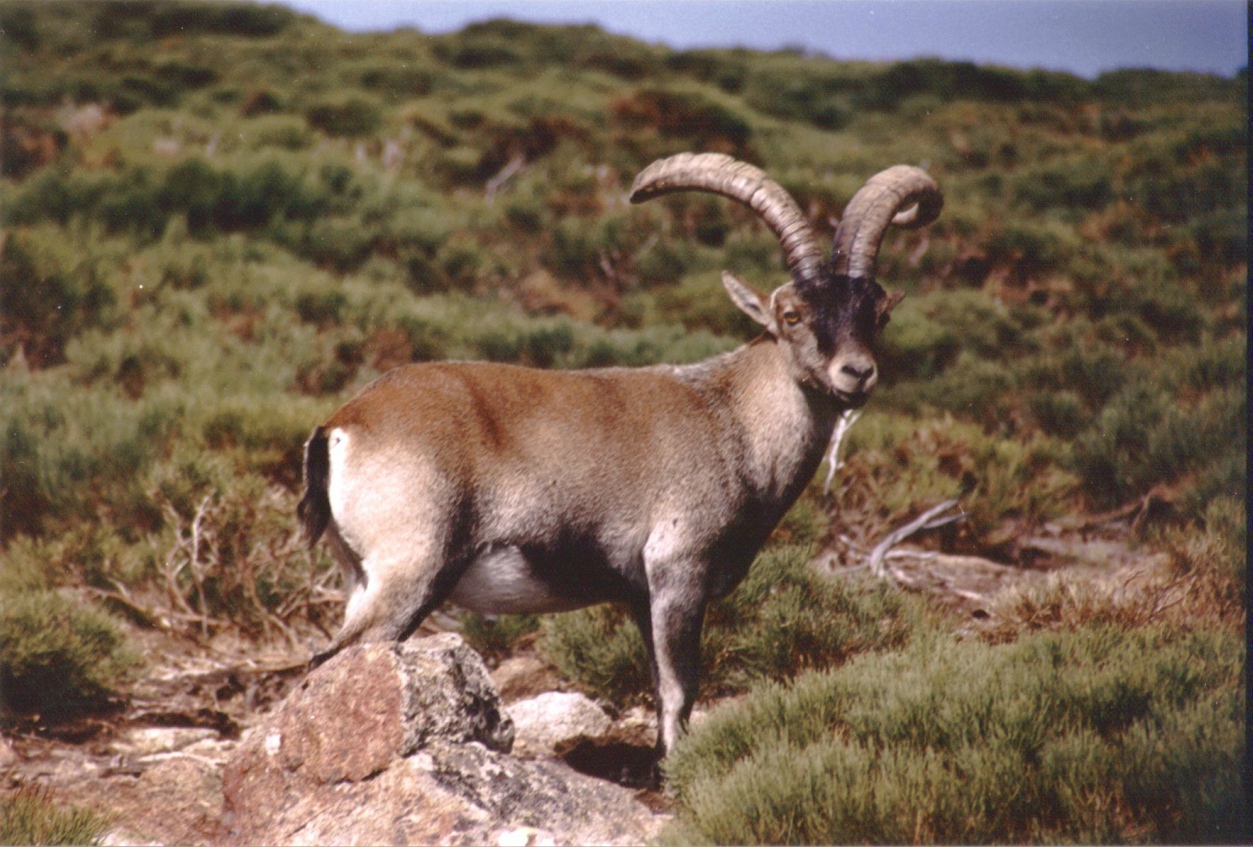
[1153,495,1246,625]
[1072,379,1246,508]
[542,604,653,705]
[0,523,142,598]
[458,612,541,662]
[612,86,756,160]
[1,228,117,368]
[699,546,924,697]
[542,545,926,706]
[145,452,340,642]
[0,371,182,539]
[305,96,383,138]
[0,590,139,719]
[664,625,1244,844]
[388,296,737,370]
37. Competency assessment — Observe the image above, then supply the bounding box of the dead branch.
[867,499,965,579]
[485,153,526,202]
[85,584,164,630]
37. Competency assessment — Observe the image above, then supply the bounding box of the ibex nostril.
[841,362,875,381]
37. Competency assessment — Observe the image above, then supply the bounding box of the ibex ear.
[876,290,906,326]
[722,271,775,332]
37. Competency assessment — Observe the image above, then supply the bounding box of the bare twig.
[867,499,966,579]
[187,494,214,638]
[85,584,163,629]
[147,483,346,645]
[160,505,201,623]
[485,153,526,202]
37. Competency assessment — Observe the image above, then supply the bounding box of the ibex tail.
[297,426,331,547]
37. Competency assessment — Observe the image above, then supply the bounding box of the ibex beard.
[298,152,942,763]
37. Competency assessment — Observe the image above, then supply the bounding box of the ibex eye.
[783,311,801,326]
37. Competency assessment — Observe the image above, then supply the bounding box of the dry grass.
[983,496,1244,641]
[0,785,112,846]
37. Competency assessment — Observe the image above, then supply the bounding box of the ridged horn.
[630,152,826,291]
[830,165,943,281]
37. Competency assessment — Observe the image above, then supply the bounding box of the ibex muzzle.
[298,153,942,762]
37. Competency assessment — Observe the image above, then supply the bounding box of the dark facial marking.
[803,275,887,356]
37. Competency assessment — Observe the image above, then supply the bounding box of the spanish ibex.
[298,152,942,758]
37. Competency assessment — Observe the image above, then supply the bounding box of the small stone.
[98,827,164,847]
[0,735,17,769]
[113,727,218,759]
[498,826,557,846]
[509,691,612,756]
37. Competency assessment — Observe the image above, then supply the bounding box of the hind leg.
[312,482,471,666]
[312,541,472,665]
[313,436,471,665]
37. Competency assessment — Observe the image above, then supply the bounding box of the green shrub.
[1027,389,1086,438]
[875,300,959,382]
[457,613,541,662]
[664,626,1244,845]
[1014,155,1114,213]
[542,604,653,705]
[884,351,1018,422]
[0,590,139,719]
[648,272,760,337]
[139,2,295,39]
[0,371,181,539]
[699,546,923,697]
[1,229,116,368]
[7,157,337,241]
[305,96,383,138]
[0,523,142,597]
[1073,379,1246,508]
[542,545,925,706]
[742,63,854,130]
[612,86,755,158]
[0,784,112,846]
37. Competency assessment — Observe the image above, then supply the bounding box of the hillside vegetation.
[0,2,1245,842]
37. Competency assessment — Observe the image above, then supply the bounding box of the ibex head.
[631,154,942,406]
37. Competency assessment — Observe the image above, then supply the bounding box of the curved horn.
[830,165,943,281]
[630,152,826,291]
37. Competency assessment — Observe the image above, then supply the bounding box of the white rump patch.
[326,427,352,522]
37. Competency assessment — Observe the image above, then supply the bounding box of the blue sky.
[278,0,1247,79]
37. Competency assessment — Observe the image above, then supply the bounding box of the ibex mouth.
[832,388,871,408]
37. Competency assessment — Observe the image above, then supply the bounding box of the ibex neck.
[671,337,840,503]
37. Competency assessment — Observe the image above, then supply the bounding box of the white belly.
[449,546,586,615]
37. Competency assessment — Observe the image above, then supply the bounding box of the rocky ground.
[0,517,1169,846]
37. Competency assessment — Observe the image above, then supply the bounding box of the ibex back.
[299,153,942,759]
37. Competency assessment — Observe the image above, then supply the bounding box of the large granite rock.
[221,634,660,846]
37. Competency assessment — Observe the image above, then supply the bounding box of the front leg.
[646,587,707,757]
